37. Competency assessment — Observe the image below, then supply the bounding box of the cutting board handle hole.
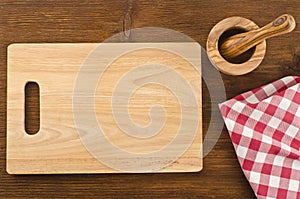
[25,81,40,135]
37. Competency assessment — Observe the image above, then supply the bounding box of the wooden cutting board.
[7,43,202,174]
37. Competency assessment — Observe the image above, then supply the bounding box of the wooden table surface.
[1,0,300,198]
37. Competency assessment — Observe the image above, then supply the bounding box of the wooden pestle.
[220,14,296,59]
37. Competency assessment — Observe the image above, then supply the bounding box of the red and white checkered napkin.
[219,76,300,199]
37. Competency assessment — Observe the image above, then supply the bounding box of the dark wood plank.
[1,0,300,198]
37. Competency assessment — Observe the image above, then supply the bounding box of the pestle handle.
[220,14,296,59]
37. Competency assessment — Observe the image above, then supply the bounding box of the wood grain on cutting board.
[7,43,202,174]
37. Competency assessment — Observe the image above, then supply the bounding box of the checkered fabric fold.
[219,76,300,199]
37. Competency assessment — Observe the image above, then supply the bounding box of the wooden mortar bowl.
[207,16,266,76]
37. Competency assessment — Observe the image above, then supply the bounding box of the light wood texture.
[207,16,267,76]
[221,14,296,59]
[7,43,202,174]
